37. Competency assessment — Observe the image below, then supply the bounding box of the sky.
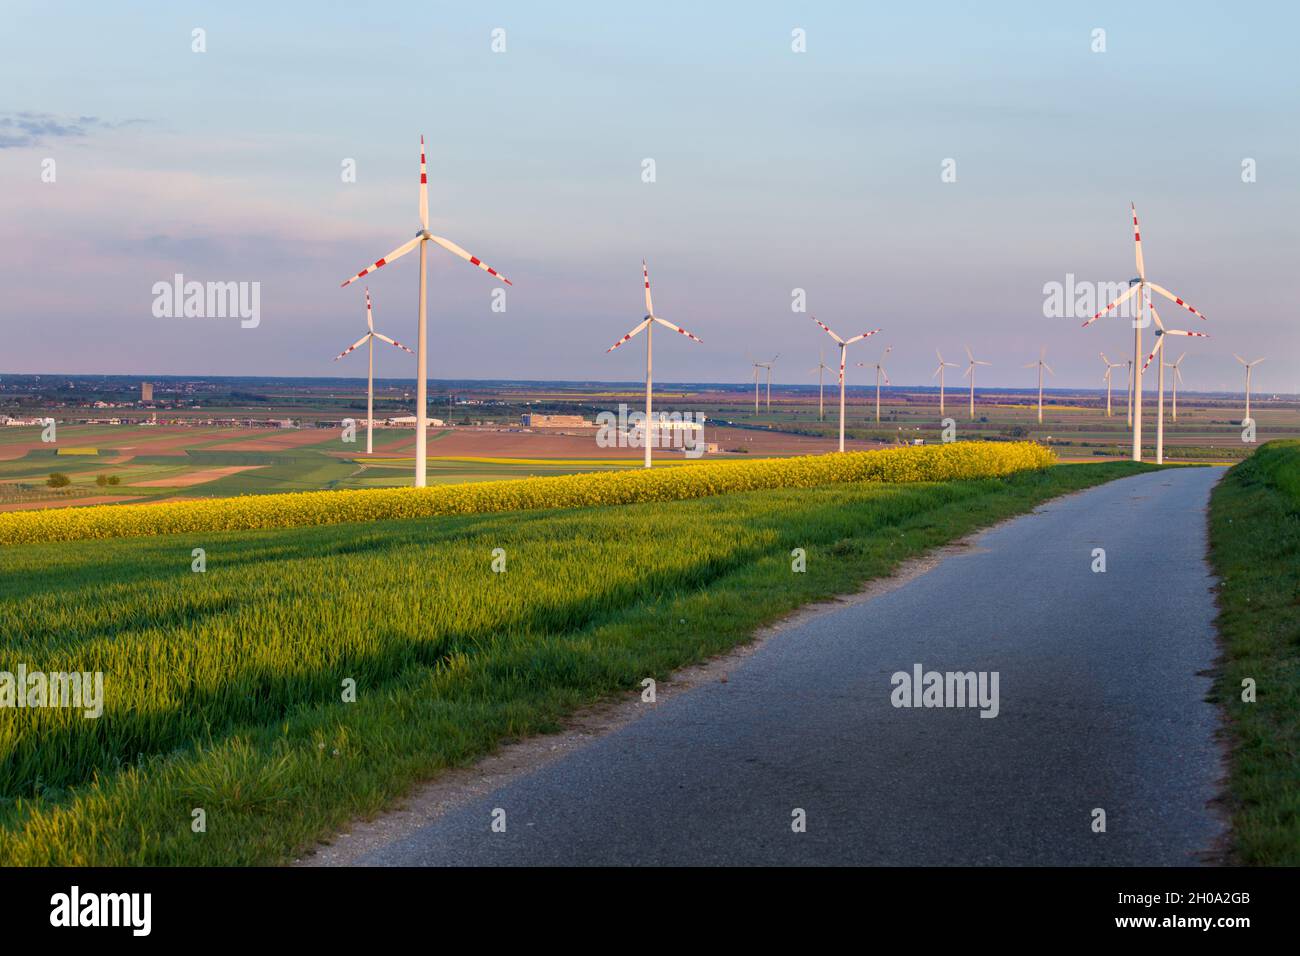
[0,1,1296,393]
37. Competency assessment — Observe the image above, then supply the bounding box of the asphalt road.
[353,467,1227,866]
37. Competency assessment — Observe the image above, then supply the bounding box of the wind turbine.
[963,346,991,420]
[1234,354,1265,422]
[1022,347,1053,424]
[855,345,892,423]
[749,356,777,413]
[1082,203,1208,462]
[932,349,959,416]
[1168,352,1186,421]
[340,136,512,488]
[810,316,882,453]
[607,260,703,468]
[809,350,832,420]
[333,288,415,455]
[1100,352,1125,418]
[1140,291,1209,464]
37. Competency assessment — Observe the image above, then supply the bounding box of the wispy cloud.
[0,111,144,148]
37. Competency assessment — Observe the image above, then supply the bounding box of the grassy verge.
[1208,440,1300,864]
[0,460,1151,865]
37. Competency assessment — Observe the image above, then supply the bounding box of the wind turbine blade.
[932,364,943,378]
[965,345,974,362]
[1141,336,1164,372]
[1146,292,1166,331]
[1131,202,1145,280]
[976,360,991,366]
[372,331,415,354]
[652,316,703,343]
[641,259,654,316]
[936,348,944,364]
[811,316,844,345]
[419,136,429,231]
[844,329,882,345]
[1148,282,1207,321]
[365,287,374,331]
[1160,329,1209,339]
[1022,362,1037,369]
[606,318,651,353]
[426,234,512,285]
[1082,284,1138,327]
[334,333,371,361]
[963,365,972,378]
[1100,351,1111,365]
[881,369,890,386]
[340,236,421,287]
[1233,353,1247,365]
[1043,363,1054,375]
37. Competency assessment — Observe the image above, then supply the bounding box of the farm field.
[0,453,1153,865]
[2,380,1296,513]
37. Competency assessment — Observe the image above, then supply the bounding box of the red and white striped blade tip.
[1083,284,1138,327]
[642,260,653,315]
[606,319,649,353]
[653,316,702,344]
[811,316,843,344]
[1149,282,1207,321]
[340,237,420,287]
[427,234,512,285]
[1131,203,1145,278]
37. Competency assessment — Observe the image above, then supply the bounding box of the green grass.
[0,460,1153,865]
[1207,439,1300,864]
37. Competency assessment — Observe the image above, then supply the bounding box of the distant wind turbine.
[963,346,991,420]
[750,357,776,414]
[809,350,832,421]
[340,135,512,487]
[855,344,892,423]
[1100,352,1125,418]
[1022,347,1053,424]
[607,260,703,468]
[932,349,959,416]
[333,288,414,455]
[1234,354,1265,422]
[1168,352,1186,421]
[810,316,882,452]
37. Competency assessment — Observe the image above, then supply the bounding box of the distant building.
[520,413,591,428]
[385,416,445,427]
[141,382,154,402]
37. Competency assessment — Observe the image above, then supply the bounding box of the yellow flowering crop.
[0,442,1054,545]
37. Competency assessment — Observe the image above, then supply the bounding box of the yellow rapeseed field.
[0,441,1054,545]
